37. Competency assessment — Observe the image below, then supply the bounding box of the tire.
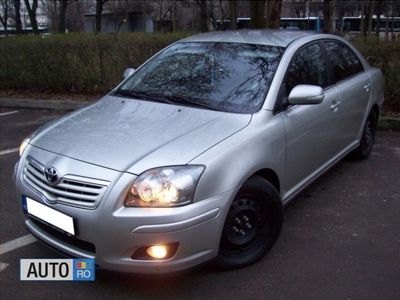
[215,176,283,270]
[352,110,378,160]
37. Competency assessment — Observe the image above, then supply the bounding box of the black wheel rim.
[220,197,270,255]
[362,117,376,154]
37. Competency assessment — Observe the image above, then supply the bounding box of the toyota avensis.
[14,30,384,273]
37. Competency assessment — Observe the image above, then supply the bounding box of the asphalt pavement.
[0,108,399,300]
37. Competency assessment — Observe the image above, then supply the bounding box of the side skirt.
[282,140,360,206]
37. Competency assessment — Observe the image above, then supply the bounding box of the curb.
[378,117,400,132]
[0,98,91,110]
[1,97,399,131]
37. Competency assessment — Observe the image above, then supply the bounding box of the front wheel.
[352,111,378,160]
[215,176,283,270]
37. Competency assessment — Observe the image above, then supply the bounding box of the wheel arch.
[251,168,280,193]
[371,103,380,120]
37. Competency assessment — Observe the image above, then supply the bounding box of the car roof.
[181,29,317,48]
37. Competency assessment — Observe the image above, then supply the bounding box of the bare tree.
[207,0,229,30]
[95,0,108,33]
[385,0,389,41]
[375,0,382,36]
[58,0,69,33]
[171,0,179,32]
[266,0,282,29]
[41,0,70,33]
[56,0,86,32]
[293,0,308,18]
[367,0,375,35]
[41,0,58,32]
[153,0,176,32]
[207,0,218,30]
[13,0,22,33]
[229,0,237,30]
[24,0,39,34]
[390,2,395,41]
[323,0,331,33]
[0,0,12,34]
[336,0,346,32]
[249,0,266,29]
[360,0,366,35]
[64,0,86,32]
[199,0,208,32]
[218,0,228,22]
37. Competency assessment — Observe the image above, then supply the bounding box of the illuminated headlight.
[19,137,31,157]
[124,166,204,207]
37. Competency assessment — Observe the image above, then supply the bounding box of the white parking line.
[0,110,18,117]
[0,234,36,273]
[0,148,19,156]
[0,262,9,272]
[0,234,37,256]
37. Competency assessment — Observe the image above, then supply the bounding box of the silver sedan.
[14,30,384,273]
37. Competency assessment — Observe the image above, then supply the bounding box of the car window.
[323,41,364,84]
[285,43,328,95]
[117,42,284,114]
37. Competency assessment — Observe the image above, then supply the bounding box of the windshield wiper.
[113,89,174,104]
[162,94,221,111]
[114,90,220,111]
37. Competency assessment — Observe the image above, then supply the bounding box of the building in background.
[0,0,48,34]
[84,10,154,33]
[1,1,400,35]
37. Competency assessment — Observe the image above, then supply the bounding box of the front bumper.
[15,146,236,274]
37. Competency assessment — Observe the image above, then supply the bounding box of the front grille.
[30,218,96,254]
[23,156,109,209]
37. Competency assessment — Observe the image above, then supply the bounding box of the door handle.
[363,83,371,92]
[330,100,341,112]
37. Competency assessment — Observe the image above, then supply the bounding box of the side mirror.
[123,68,136,79]
[288,84,324,105]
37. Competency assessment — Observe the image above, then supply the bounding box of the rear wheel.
[215,176,283,270]
[352,111,378,160]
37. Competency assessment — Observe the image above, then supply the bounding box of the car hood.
[31,96,251,174]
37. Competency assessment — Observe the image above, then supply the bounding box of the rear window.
[324,41,364,84]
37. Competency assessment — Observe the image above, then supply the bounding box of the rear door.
[279,42,342,197]
[322,40,371,147]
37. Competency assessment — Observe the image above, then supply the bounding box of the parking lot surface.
[0,108,399,300]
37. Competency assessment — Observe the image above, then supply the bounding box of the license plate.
[23,196,75,236]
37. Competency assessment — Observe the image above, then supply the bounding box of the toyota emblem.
[45,167,60,185]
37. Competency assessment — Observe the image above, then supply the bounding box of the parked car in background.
[15,30,384,273]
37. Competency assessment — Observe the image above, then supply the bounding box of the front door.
[279,42,342,199]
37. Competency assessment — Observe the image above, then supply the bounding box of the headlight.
[124,165,204,207]
[19,137,31,157]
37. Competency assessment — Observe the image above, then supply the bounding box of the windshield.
[116,42,284,113]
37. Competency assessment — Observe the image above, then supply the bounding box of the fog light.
[131,242,179,260]
[146,245,167,259]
